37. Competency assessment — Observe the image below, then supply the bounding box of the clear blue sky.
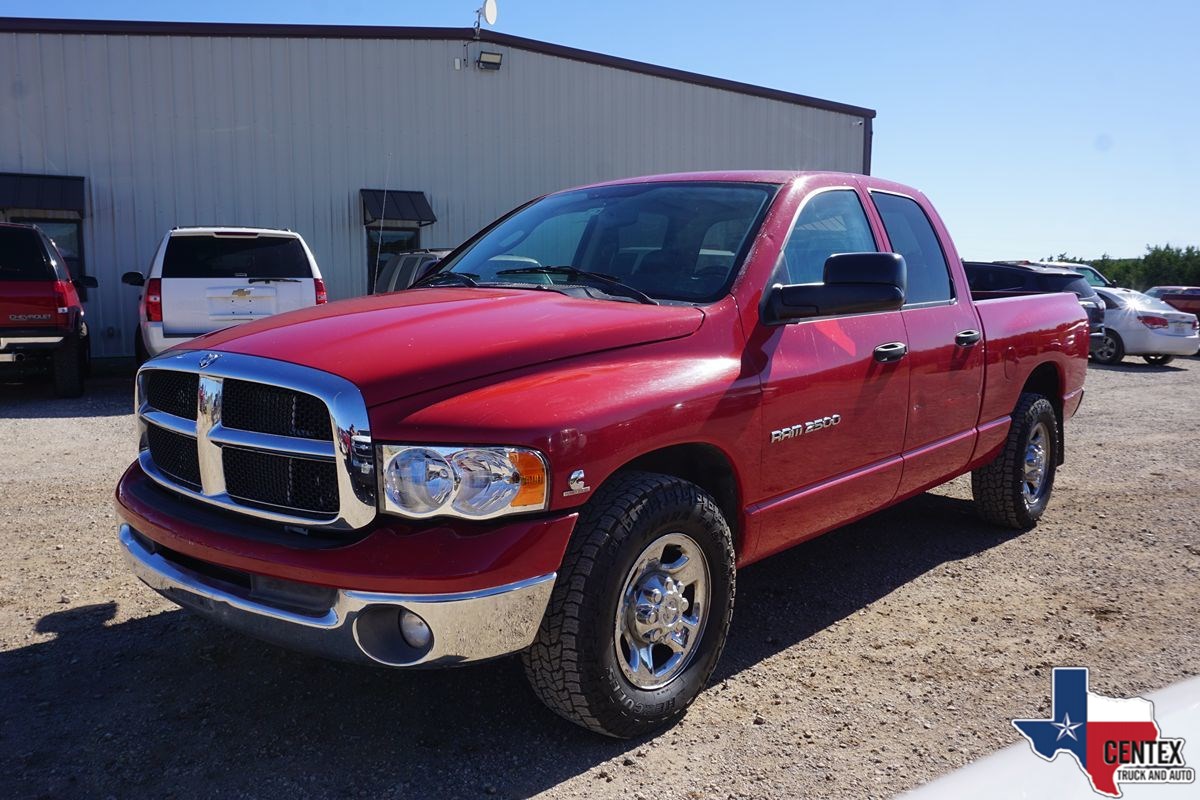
[2,0,1195,259]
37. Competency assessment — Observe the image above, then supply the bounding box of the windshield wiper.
[412,271,479,288]
[495,266,658,305]
[248,277,301,284]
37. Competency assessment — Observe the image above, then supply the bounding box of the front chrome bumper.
[119,524,555,667]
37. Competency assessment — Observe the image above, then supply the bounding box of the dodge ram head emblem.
[232,288,252,297]
[771,414,842,443]
[198,352,221,369]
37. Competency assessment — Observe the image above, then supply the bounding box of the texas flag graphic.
[1013,667,1193,797]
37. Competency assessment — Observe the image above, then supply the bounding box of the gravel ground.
[1,357,1198,799]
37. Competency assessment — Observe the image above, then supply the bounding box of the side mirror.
[76,276,99,289]
[764,253,906,324]
[122,271,145,287]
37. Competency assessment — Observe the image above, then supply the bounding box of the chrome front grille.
[136,350,377,530]
[222,379,331,440]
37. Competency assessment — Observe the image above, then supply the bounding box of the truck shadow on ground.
[2,491,1021,799]
[0,376,134,418]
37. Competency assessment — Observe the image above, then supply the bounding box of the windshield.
[434,182,777,303]
[163,235,311,279]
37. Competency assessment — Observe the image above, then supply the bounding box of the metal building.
[0,17,876,358]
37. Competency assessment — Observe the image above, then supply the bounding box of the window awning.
[0,172,86,215]
[361,189,436,226]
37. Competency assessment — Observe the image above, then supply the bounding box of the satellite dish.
[483,0,498,26]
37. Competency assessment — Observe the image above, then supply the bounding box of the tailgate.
[163,278,315,335]
[1,281,61,329]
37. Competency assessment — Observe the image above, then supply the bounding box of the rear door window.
[871,192,954,305]
[0,227,52,281]
[162,235,311,279]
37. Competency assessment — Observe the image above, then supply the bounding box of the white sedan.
[1092,287,1199,365]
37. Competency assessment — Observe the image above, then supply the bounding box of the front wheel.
[1143,354,1175,366]
[523,471,735,738]
[971,394,1058,529]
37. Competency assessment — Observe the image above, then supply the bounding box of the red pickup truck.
[0,222,96,396]
[116,171,1088,738]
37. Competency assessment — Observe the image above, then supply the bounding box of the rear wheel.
[1143,354,1175,366]
[972,394,1058,529]
[1093,331,1125,364]
[523,471,735,738]
[52,333,85,398]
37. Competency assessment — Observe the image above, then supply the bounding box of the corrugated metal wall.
[0,32,867,357]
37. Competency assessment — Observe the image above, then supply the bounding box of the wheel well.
[1021,362,1065,465]
[620,443,741,549]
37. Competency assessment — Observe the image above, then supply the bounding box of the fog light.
[399,610,432,649]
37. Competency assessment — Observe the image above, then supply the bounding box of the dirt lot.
[1,357,1198,799]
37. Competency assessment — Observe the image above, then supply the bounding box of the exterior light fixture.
[477,51,503,71]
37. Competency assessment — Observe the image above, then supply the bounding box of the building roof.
[0,17,876,119]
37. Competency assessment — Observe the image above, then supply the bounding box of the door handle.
[873,341,908,363]
[955,329,982,347]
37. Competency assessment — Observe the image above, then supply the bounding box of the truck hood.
[178,287,705,406]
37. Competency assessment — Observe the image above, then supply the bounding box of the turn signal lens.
[314,278,328,305]
[145,278,163,322]
[508,450,548,509]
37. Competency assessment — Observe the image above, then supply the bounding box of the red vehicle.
[116,172,1088,737]
[1145,286,1200,317]
[0,222,96,396]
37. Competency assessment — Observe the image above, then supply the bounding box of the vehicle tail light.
[145,278,163,322]
[1193,318,1199,331]
[52,280,72,324]
[314,278,328,305]
[1137,315,1169,329]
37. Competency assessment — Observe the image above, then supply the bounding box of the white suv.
[123,227,326,359]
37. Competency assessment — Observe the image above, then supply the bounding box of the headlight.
[378,444,549,520]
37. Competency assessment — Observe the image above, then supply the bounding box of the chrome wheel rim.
[614,532,710,690]
[1022,421,1050,507]
[1097,336,1117,361]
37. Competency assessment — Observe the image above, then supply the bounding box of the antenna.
[473,0,498,39]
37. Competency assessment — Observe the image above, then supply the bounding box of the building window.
[366,226,420,292]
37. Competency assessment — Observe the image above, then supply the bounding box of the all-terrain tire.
[522,471,735,738]
[52,333,85,398]
[972,394,1057,529]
